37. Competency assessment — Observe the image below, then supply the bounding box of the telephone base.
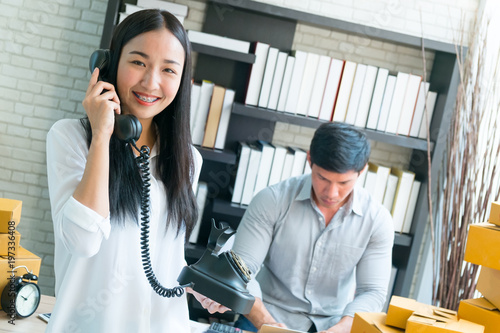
[178,265,255,314]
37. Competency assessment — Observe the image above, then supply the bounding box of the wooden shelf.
[232,103,434,151]
[191,42,256,63]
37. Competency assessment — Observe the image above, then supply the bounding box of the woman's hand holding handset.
[82,68,121,141]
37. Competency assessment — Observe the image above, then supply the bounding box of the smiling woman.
[44,9,226,333]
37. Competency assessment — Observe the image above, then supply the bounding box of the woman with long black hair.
[46,9,226,332]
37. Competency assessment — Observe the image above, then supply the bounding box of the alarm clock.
[1,266,41,318]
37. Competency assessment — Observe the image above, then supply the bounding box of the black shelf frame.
[191,43,256,63]
[232,103,434,151]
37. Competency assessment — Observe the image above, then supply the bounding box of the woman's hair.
[82,9,197,239]
[309,122,370,173]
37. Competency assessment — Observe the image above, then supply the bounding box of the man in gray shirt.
[232,122,394,333]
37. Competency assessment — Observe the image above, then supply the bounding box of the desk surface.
[0,295,246,333]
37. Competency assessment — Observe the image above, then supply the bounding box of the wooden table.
[0,295,247,332]
[0,295,54,332]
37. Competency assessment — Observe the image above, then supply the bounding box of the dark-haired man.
[233,122,394,333]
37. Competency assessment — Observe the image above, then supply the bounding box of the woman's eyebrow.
[129,50,181,66]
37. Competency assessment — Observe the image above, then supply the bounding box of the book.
[276,56,295,112]
[365,68,389,130]
[231,142,251,204]
[344,64,367,125]
[363,170,377,194]
[391,168,415,233]
[318,59,344,121]
[332,61,357,122]
[214,89,235,150]
[190,82,201,133]
[136,0,188,17]
[417,91,438,139]
[368,162,391,204]
[267,52,288,110]
[295,53,320,116]
[408,82,430,137]
[397,74,422,136]
[245,42,270,106]
[192,80,214,146]
[385,72,409,134]
[303,161,311,175]
[189,182,208,244]
[354,65,378,128]
[240,142,263,205]
[258,47,280,108]
[289,147,307,178]
[382,174,399,213]
[280,148,295,181]
[376,75,397,131]
[284,50,307,114]
[202,85,226,148]
[383,266,399,312]
[187,30,250,53]
[357,167,368,187]
[253,141,276,195]
[401,180,421,234]
[307,55,331,118]
[268,144,287,186]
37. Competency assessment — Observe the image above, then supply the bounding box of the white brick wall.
[0,0,478,297]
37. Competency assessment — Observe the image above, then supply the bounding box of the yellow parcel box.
[0,198,22,233]
[476,266,500,310]
[0,246,41,310]
[386,296,457,329]
[464,223,500,270]
[0,230,21,256]
[406,314,484,333]
[352,312,404,333]
[489,201,500,226]
[458,298,500,333]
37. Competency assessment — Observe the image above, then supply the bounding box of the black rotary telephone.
[89,50,255,314]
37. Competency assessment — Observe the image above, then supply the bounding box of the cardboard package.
[489,201,500,226]
[0,198,22,233]
[257,325,304,333]
[0,246,41,310]
[406,314,484,332]
[458,298,500,333]
[351,312,404,333]
[464,223,500,270]
[476,266,500,310]
[385,296,457,329]
[0,230,21,256]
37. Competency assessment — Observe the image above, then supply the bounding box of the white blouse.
[45,119,202,333]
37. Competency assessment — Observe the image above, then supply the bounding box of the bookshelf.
[100,0,460,300]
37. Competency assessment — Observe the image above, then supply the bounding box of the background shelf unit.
[101,0,460,300]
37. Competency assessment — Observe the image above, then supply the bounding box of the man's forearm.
[246,297,286,329]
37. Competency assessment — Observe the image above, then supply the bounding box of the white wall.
[0,0,478,296]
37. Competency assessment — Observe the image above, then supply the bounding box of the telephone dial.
[88,50,255,314]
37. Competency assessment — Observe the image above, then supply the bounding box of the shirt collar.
[297,175,364,217]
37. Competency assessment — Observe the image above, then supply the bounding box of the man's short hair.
[309,122,370,173]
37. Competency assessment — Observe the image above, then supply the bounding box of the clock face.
[15,283,40,317]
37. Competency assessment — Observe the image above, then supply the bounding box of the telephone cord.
[132,142,191,298]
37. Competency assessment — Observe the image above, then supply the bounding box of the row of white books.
[189,181,208,244]
[190,81,235,149]
[359,162,421,234]
[118,0,188,24]
[231,141,312,206]
[245,43,438,139]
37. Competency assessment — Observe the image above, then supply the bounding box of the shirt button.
[307,290,312,295]
[311,266,317,272]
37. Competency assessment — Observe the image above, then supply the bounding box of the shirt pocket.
[329,243,365,278]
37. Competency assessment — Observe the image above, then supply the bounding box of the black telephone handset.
[88,49,142,143]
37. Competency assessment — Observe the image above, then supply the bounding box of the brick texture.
[0,0,478,296]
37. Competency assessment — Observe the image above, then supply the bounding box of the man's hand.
[318,316,353,333]
[246,297,287,329]
[186,287,231,314]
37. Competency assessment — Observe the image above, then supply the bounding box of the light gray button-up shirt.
[233,174,394,331]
